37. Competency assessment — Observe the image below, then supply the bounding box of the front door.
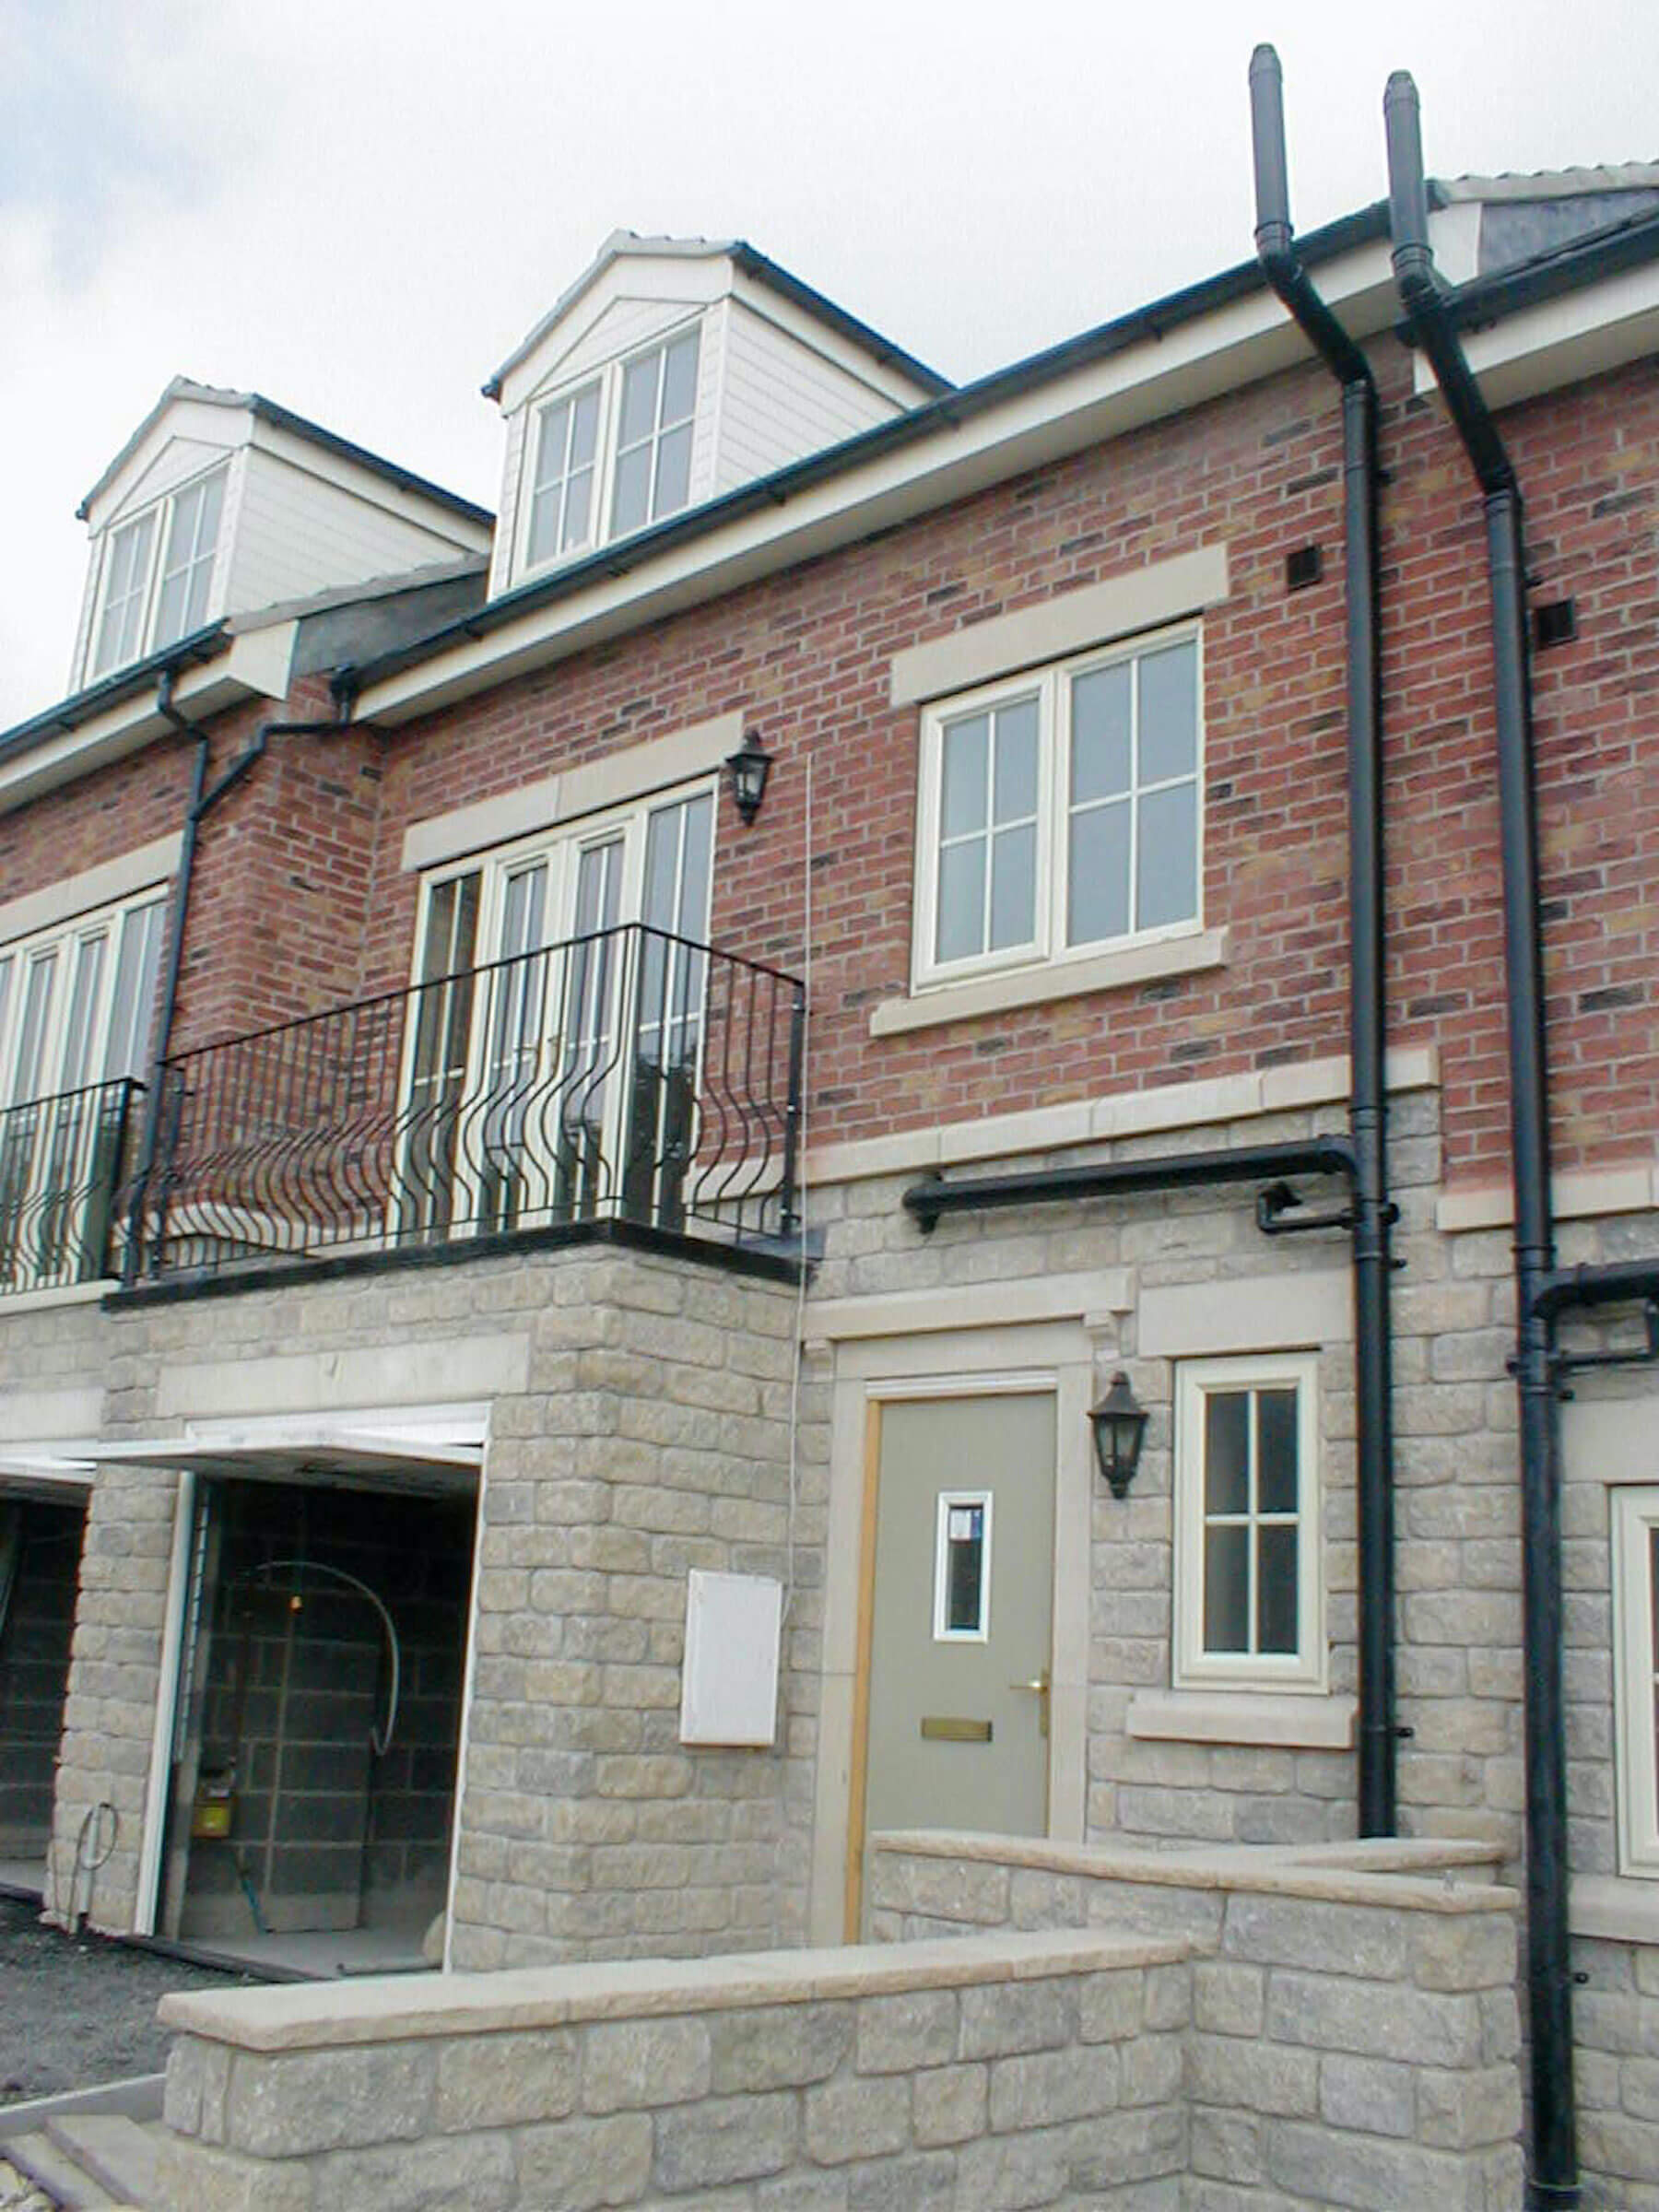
[859,1391,1055,1925]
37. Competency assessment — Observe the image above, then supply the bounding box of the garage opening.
[154,1462,476,1975]
[0,1493,87,1896]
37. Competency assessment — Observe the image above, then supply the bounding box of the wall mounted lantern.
[725,733,773,826]
[1088,1372,1148,1500]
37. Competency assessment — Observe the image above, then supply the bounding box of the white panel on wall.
[111,437,232,522]
[712,300,904,497]
[225,448,476,617]
[679,1570,782,1747]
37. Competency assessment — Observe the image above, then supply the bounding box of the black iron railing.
[0,1077,143,1296]
[125,924,805,1282]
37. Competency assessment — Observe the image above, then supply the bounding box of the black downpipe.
[1251,44,1397,1840]
[122,682,346,1285]
[1385,69,1576,2210]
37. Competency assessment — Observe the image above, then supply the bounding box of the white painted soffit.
[1413,256,1659,413]
[356,229,1431,728]
[90,1430,482,1495]
[0,622,300,818]
[0,1445,98,1496]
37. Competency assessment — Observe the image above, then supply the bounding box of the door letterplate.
[920,1716,994,1743]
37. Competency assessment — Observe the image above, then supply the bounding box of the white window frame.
[911,620,1204,995]
[515,315,703,582]
[402,780,718,1231]
[933,1488,994,1643]
[1173,1352,1324,1693]
[0,883,169,1108]
[89,462,229,679]
[1613,1486,1659,1876]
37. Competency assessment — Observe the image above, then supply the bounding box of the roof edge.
[0,625,230,765]
[346,199,1393,702]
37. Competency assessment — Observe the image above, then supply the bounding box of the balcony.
[0,1077,143,1298]
[122,924,805,1288]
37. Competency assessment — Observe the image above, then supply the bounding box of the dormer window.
[91,465,227,678]
[611,327,700,535]
[153,470,226,649]
[526,383,602,565]
[520,323,702,579]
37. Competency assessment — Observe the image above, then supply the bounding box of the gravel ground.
[0,1897,265,2104]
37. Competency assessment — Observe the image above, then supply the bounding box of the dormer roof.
[76,378,494,527]
[483,231,951,405]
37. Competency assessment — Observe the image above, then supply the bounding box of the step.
[4,2130,119,2208]
[46,2118,163,2212]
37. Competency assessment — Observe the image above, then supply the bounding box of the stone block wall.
[153,1928,1189,2212]
[29,1236,818,1968]
[868,1832,1526,2211]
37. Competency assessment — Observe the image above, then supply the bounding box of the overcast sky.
[2,0,1654,730]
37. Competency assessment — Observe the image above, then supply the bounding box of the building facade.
[3,143,1659,2204]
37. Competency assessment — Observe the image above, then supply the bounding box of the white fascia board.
[359,235,1407,727]
[248,418,493,551]
[80,397,255,534]
[1413,258,1659,413]
[0,621,299,818]
[497,256,734,416]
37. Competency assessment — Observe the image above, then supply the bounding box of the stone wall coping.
[871,1830,1518,1915]
[156,1927,1188,2054]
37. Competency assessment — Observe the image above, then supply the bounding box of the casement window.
[912,625,1201,991]
[520,323,701,578]
[0,887,167,1288]
[403,783,714,1238]
[0,889,167,1109]
[1173,1353,1324,1691]
[1612,1487,1659,1876]
[90,466,228,677]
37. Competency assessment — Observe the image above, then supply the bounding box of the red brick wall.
[350,345,1659,1186]
[7,346,1656,1189]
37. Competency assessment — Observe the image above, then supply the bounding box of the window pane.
[989,823,1035,951]
[1071,665,1132,801]
[570,388,600,468]
[498,864,547,960]
[1650,1529,1659,1674]
[1204,1525,1249,1652]
[105,901,165,1081]
[1135,782,1197,932]
[95,513,156,674]
[1257,1524,1300,1653]
[535,399,571,491]
[944,1505,986,1635]
[58,935,107,1091]
[612,446,651,535]
[936,841,985,964]
[1138,641,1198,784]
[11,953,57,1103]
[564,466,594,550]
[653,422,693,518]
[1257,1389,1300,1514]
[675,794,713,938]
[618,354,659,449]
[940,716,989,839]
[1066,798,1130,947]
[992,699,1040,823]
[662,331,700,422]
[1204,1391,1248,1515]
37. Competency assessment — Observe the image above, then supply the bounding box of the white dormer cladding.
[487,234,945,599]
[70,383,494,692]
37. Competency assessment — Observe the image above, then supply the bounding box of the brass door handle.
[1009,1671,1051,1737]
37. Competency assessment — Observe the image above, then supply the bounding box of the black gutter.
[1252,43,1397,1841]
[1436,203,1659,335]
[1536,1260,1659,1318]
[903,1138,1356,1234]
[1386,69,1575,2211]
[337,203,1394,704]
[122,685,348,1286]
[0,624,228,764]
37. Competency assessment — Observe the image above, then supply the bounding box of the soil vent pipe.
[1385,66,1576,2209]
[1251,42,1398,1840]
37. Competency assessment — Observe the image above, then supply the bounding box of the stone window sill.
[1570,1873,1659,1944]
[870,927,1228,1038]
[1125,1688,1356,1750]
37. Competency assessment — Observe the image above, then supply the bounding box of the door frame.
[808,1307,1105,1946]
